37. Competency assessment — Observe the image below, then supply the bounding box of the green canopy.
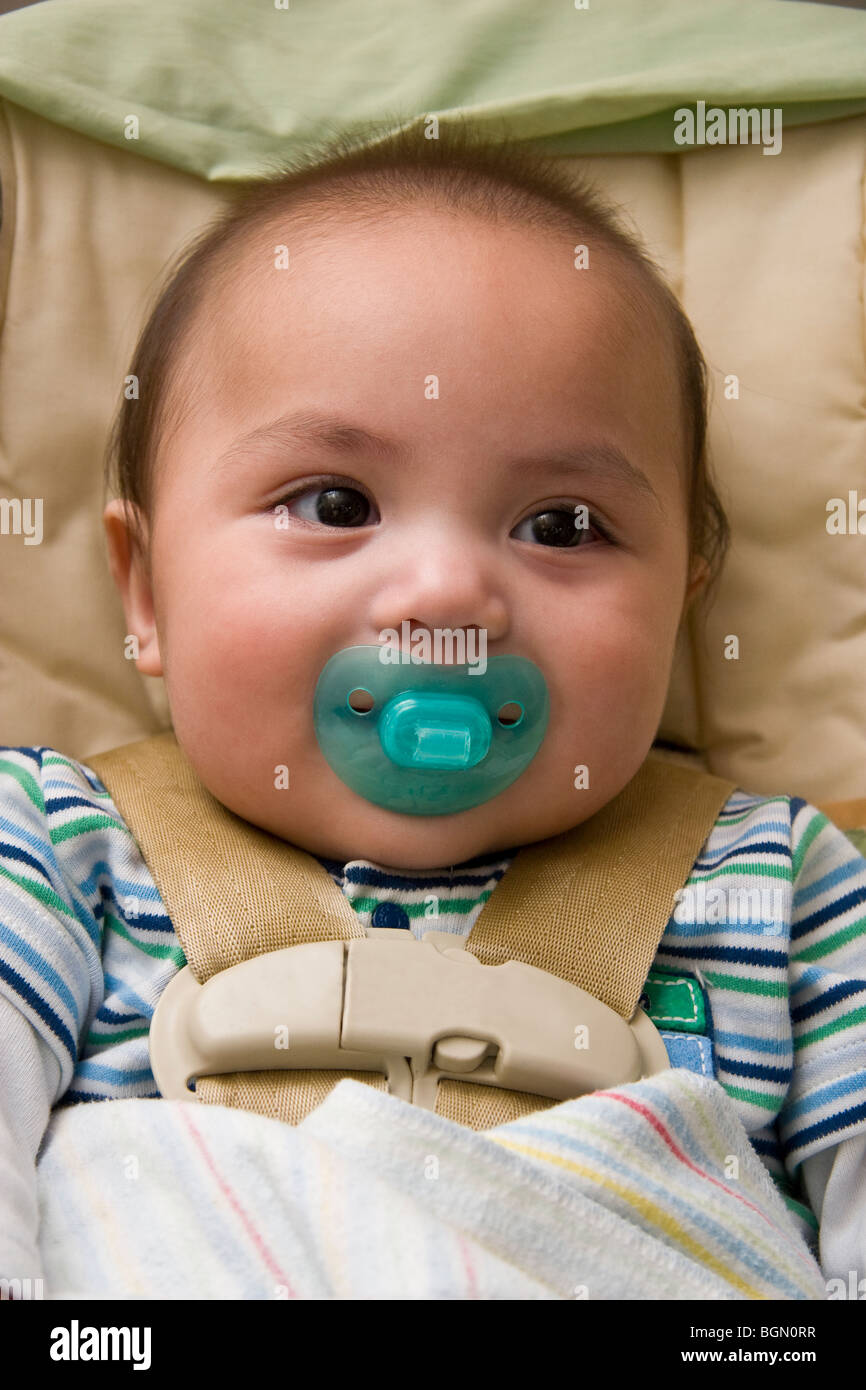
[0,0,864,179]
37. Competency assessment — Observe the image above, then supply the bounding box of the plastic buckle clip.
[149,937,669,1111]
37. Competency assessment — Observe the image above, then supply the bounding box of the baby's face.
[107,208,699,869]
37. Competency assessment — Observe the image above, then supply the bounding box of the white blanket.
[36,1070,826,1300]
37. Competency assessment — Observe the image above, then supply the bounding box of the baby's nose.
[368,543,509,643]
[396,618,486,656]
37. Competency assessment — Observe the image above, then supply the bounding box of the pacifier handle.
[378,692,492,770]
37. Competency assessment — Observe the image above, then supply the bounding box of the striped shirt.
[2,744,866,1252]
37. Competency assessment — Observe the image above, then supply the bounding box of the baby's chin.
[284,779,623,869]
[296,821,517,872]
[286,802,530,871]
[238,769,609,870]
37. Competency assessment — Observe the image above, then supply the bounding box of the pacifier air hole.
[347,688,375,714]
[496,701,524,728]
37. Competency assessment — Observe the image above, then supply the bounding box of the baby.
[1,121,864,1293]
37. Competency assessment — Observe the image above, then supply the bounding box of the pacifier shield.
[313,645,549,815]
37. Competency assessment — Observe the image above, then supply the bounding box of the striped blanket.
[36,1070,826,1300]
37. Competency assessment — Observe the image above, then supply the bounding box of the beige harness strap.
[89,733,388,1125]
[89,733,736,1130]
[438,755,737,1125]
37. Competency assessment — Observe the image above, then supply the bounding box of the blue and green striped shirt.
[2,744,866,1238]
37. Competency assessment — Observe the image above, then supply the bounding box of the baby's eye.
[279,484,377,528]
[511,507,610,548]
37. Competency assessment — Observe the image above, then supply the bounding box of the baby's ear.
[682,554,710,612]
[102,499,163,677]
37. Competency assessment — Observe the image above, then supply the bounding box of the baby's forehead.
[210,211,661,353]
[218,200,646,301]
[176,206,682,447]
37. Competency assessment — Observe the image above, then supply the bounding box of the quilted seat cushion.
[0,98,864,803]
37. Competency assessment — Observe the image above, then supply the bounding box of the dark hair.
[104,116,729,598]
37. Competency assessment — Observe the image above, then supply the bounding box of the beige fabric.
[88,733,735,1129]
[89,733,367,973]
[87,732,392,1122]
[456,750,736,1020]
[0,102,224,751]
[1,100,865,802]
[436,1080,551,1129]
[438,747,738,1127]
[198,1070,390,1127]
[815,798,866,833]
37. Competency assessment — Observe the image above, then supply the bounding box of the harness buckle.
[149,937,669,1112]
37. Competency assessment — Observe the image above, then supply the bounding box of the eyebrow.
[514,445,663,513]
[214,412,400,469]
[214,411,664,512]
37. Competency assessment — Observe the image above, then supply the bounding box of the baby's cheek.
[568,593,672,683]
[559,602,679,753]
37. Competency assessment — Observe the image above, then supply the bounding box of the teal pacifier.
[313,645,549,815]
